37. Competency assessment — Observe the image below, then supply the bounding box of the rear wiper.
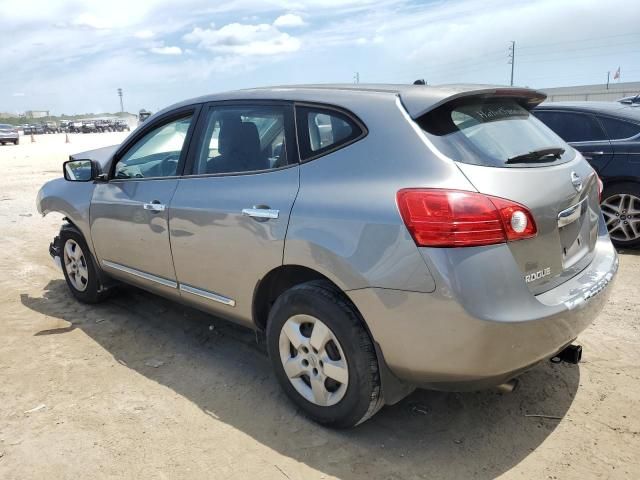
[506,147,565,164]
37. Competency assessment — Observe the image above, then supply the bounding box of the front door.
[91,111,197,296]
[169,102,299,325]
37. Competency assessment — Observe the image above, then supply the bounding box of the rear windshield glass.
[417,98,575,167]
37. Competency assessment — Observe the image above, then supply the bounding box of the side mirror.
[63,159,96,182]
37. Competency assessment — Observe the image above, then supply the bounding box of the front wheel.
[266,281,383,428]
[60,229,110,303]
[601,183,640,248]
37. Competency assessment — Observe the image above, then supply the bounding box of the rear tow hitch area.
[551,344,583,364]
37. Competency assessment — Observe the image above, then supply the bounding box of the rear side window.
[296,106,364,160]
[534,111,606,142]
[598,116,640,140]
[191,104,292,175]
[418,99,574,168]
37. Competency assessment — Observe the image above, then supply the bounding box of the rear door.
[597,115,640,169]
[418,97,601,294]
[168,101,299,326]
[533,109,614,173]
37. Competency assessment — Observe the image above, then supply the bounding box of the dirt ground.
[1,133,639,480]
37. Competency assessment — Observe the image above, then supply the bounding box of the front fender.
[37,177,96,257]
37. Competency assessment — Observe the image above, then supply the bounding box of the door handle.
[242,206,279,219]
[582,151,604,160]
[143,201,166,212]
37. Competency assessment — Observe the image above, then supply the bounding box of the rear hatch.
[414,91,601,294]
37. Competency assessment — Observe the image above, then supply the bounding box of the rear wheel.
[601,183,640,248]
[266,281,383,428]
[60,229,110,303]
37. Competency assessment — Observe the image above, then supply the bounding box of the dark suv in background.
[533,102,640,247]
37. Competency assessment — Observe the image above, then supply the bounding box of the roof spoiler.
[402,87,547,119]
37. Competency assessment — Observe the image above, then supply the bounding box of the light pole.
[117,88,124,113]
[507,41,516,87]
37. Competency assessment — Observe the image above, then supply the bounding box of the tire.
[14,139,18,145]
[266,280,383,428]
[601,182,640,248]
[59,228,110,304]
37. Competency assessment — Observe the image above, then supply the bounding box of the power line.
[517,31,640,51]
[518,40,640,58]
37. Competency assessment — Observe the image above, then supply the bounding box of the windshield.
[417,98,575,167]
[0,124,13,129]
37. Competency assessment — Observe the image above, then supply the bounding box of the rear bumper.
[347,234,618,391]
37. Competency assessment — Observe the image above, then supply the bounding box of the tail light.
[396,189,537,248]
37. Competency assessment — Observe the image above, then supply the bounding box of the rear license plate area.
[558,198,590,268]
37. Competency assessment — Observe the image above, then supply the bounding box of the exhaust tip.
[495,378,519,394]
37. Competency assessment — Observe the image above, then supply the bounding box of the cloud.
[2,0,639,115]
[273,13,306,27]
[150,45,183,55]
[184,22,300,56]
[72,13,111,30]
[135,29,155,39]
[12,93,25,97]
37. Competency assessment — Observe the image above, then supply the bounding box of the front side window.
[598,116,640,140]
[114,115,192,179]
[296,106,364,160]
[193,105,290,175]
[418,99,576,168]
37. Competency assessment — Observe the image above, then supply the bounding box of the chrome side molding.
[179,284,236,307]
[101,260,236,307]
[102,260,178,288]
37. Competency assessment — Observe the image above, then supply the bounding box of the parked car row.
[20,119,131,135]
[533,101,640,247]
[0,124,19,145]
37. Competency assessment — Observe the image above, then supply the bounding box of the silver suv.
[37,84,618,427]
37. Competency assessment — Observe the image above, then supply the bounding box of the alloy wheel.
[278,314,349,407]
[63,239,89,292]
[601,194,640,242]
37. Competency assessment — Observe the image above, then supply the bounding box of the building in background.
[24,110,50,119]
[541,81,640,102]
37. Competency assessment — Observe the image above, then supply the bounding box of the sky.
[1,0,639,115]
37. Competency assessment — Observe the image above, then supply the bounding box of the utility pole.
[508,41,515,86]
[117,88,124,113]
[606,71,610,90]
[353,72,360,84]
